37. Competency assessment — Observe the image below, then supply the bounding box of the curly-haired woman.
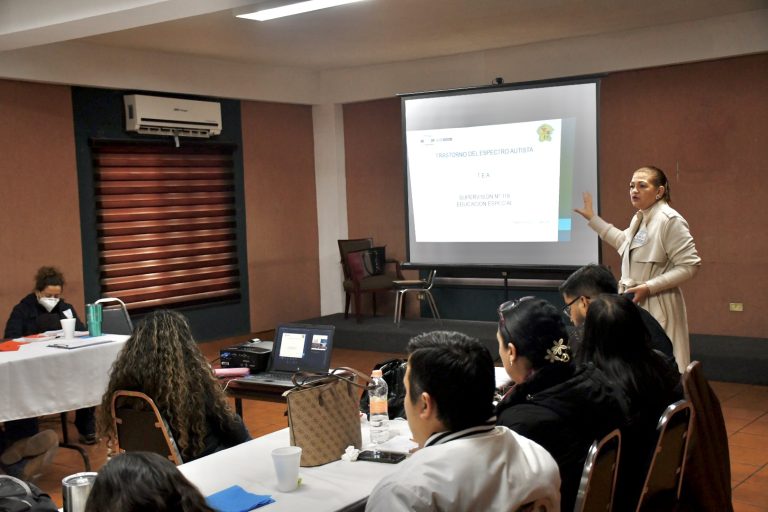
[96,310,250,462]
[495,297,625,512]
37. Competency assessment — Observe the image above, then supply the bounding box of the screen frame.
[399,74,603,278]
[270,323,335,373]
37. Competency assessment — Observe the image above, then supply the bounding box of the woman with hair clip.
[96,310,250,462]
[575,165,701,371]
[85,451,214,512]
[495,297,625,512]
[578,293,681,511]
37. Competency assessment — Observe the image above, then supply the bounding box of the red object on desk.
[0,340,29,351]
[214,367,250,378]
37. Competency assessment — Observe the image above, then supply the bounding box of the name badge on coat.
[631,228,648,248]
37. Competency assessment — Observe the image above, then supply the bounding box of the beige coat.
[589,200,701,371]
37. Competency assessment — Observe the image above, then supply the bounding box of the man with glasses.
[560,264,674,359]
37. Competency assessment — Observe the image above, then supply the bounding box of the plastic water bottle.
[368,369,390,446]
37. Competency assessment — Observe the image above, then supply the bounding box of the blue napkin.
[207,485,275,512]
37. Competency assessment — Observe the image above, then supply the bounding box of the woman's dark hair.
[34,266,65,291]
[579,294,677,406]
[637,165,671,203]
[84,452,214,512]
[497,298,570,370]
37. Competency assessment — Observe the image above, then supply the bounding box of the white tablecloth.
[0,334,128,422]
[180,419,414,512]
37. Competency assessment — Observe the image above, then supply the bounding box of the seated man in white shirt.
[366,331,560,512]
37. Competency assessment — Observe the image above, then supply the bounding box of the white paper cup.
[61,318,76,339]
[272,446,302,492]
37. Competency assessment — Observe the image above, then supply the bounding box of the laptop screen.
[270,324,335,373]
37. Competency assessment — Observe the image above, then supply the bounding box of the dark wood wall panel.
[93,142,242,310]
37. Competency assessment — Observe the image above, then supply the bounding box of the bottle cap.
[372,369,383,378]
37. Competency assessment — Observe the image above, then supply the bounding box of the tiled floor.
[23,335,768,510]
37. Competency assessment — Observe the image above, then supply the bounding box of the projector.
[220,340,273,372]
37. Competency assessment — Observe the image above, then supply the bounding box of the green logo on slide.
[537,124,554,142]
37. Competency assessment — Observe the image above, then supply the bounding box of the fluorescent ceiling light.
[237,0,367,21]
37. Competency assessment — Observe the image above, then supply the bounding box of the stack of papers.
[14,330,91,343]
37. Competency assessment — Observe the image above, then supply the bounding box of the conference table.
[180,419,416,512]
[0,333,129,468]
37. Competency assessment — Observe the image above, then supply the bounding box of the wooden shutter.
[92,141,241,311]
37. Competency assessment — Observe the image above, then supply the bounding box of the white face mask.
[38,296,60,312]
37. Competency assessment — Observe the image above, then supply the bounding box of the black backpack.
[359,359,407,419]
[0,475,57,512]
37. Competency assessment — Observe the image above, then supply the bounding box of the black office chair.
[95,297,133,335]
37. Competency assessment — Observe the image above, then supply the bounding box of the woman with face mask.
[2,266,96,469]
[4,266,86,338]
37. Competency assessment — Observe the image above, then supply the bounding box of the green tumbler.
[86,303,102,337]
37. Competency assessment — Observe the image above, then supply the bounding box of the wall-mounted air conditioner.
[124,94,222,138]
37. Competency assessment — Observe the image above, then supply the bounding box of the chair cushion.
[393,280,427,288]
[346,251,369,281]
[343,274,395,291]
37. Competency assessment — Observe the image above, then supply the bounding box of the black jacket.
[613,352,683,512]
[496,363,626,512]
[4,293,86,338]
[196,402,252,461]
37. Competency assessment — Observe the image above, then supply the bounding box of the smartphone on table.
[357,450,406,464]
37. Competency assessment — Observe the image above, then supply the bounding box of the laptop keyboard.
[259,372,294,382]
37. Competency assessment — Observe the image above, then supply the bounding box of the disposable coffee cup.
[60,318,77,339]
[62,472,97,512]
[271,446,302,492]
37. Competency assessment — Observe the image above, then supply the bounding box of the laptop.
[234,323,335,388]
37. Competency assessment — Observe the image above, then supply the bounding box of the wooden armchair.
[338,238,403,323]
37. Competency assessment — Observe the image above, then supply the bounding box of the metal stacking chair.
[574,429,622,512]
[95,297,133,335]
[111,390,183,465]
[392,269,440,326]
[635,400,694,512]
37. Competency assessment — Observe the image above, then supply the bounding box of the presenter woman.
[574,166,701,371]
[97,310,250,462]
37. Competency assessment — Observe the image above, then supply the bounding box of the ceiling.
[5,0,767,72]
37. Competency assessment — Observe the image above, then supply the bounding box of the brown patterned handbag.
[284,368,369,467]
